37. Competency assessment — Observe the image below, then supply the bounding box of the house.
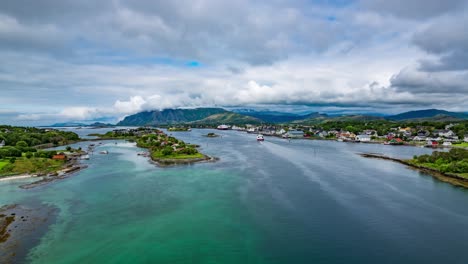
[286,130,305,138]
[0,140,5,147]
[398,127,412,133]
[315,130,329,138]
[52,154,67,160]
[426,140,438,147]
[389,138,404,145]
[442,142,452,146]
[356,134,371,142]
[276,128,286,135]
[417,130,430,137]
[434,130,456,138]
[464,134,468,142]
[362,129,377,136]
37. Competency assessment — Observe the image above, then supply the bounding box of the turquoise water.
[2,129,468,263]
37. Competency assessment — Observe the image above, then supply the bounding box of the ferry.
[217,124,230,130]
[257,134,265,141]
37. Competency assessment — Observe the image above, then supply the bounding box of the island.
[0,126,85,182]
[93,128,214,166]
[361,148,468,188]
[205,132,219,138]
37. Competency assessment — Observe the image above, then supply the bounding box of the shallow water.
[1,129,468,263]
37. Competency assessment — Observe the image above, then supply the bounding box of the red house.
[52,154,67,160]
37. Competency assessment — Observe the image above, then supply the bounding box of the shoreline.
[0,174,38,182]
[150,154,219,167]
[359,153,468,188]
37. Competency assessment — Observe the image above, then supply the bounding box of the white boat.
[217,124,230,130]
[257,134,265,141]
[81,154,90,160]
[99,150,109,154]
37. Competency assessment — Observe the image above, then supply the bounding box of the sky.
[1,0,467,125]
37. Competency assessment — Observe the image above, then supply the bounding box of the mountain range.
[112,108,467,126]
[49,108,468,127]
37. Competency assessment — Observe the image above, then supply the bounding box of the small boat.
[81,154,90,160]
[99,150,109,154]
[217,124,230,130]
[257,134,265,141]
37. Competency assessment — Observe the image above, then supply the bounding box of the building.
[464,134,468,142]
[286,130,305,138]
[356,134,371,142]
[0,140,5,147]
[52,154,67,160]
[412,136,426,141]
[276,128,286,135]
[434,130,456,138]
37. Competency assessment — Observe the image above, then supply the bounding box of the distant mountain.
[89,122,115,127]
[49,122,88,127]
[387,109,468,121]
[49,122,114,127]
[189,112,262,125]
[117,108,228,126]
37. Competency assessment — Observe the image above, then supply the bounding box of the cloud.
[413,14,468,71]
[360,0,467,19]
[1,0,468,126]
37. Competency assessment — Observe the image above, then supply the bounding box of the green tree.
[16,140,28,148]
[161,146,174,156]
[25,152,33,159]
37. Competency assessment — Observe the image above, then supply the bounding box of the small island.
[94,128,214,166]
[204,132,219,138]
[361,148,468,188]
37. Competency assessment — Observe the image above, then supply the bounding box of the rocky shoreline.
[359,153,468,188]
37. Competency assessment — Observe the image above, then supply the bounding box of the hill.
[117,108,228,126]
[387,109,468,121]
[234,109,326,123]
[189,112,262,125]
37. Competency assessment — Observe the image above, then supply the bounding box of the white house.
[436,130,456,138]
[356,134,371,142]
[276,128,286,135]
[442,142,452,146]
[464,134,468,142]
[412,136,426,141]
[0,140,5,147]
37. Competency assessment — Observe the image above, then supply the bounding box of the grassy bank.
[0,158,65,177]
[0,160,8,170]
[152,151,204,160]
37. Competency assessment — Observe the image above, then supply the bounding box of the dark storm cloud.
[413,14,468,71]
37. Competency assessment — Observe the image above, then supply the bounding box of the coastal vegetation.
[0,126,79,148]
[410,148,468,178]
[0,157,65,177]
[0,126,82,178]
[0,147,85,178]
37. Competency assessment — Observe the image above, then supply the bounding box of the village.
[221,123,468,147]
